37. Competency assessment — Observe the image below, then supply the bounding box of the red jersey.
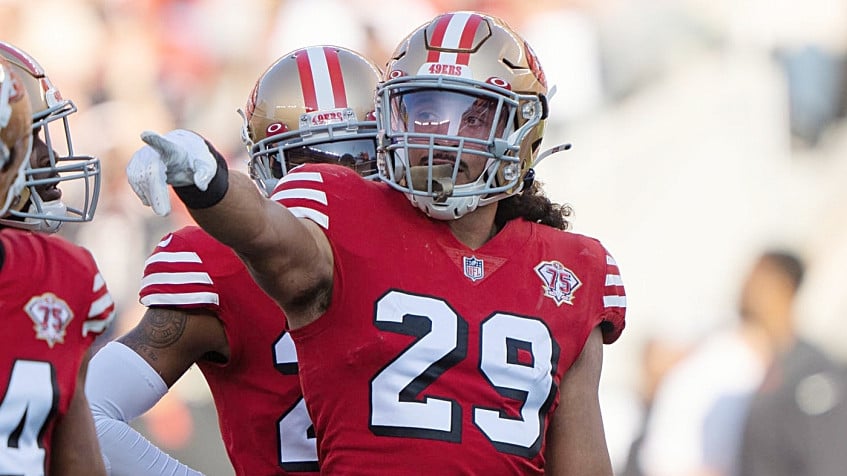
[0,229,115,474]
[138,226,317,475]
[273,164,626,475]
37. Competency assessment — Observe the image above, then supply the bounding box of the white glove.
[126,129,218,216]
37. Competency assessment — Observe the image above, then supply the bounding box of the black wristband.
[174,139,230,209]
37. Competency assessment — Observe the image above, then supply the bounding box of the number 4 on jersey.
[0,360,57,476]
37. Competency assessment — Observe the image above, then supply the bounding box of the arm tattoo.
[119,308,188,362]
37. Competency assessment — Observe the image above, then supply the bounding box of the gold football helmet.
[0,42,101,232]
[0,60,33,217]
[241,45,382,196]
[377,11,553,220]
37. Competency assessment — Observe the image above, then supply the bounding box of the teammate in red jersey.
[126,11,626,475]
[85,46,381,475]
[0,58,114,475]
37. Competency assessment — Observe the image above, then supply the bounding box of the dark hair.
[494,179,572,231]
[761,249,805,291]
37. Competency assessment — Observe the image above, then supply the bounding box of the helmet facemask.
[243,107,379,196]
[377,75,545,220]
[0,105,101,233]
[0,42,101,233]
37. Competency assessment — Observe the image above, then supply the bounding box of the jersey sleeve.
[82,267,116,338]
[138,229,221,310]
[599,246,626,344]
[268,163,362,230]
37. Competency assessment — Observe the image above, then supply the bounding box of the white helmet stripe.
[299,46,348,112]
[427,12,483,66]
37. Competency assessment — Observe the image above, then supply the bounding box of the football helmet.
[241,45,381,196]
[377,11,551,220]
[0,60,33,217]
[0,42,100,233]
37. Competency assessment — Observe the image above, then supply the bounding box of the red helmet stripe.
[296,50,318,113]
[427,13,453,63]
[322,46,348,108]
[455,13,483,65]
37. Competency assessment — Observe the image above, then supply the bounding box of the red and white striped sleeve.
[138,233,220,310]
[600,252,626,344]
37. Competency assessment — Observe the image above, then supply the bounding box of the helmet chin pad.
[408,164,454,203]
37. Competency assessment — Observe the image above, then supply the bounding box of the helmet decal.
[266,122,289,137]
[486,77,511,90]
[427,12,485,65]
[524,41,547,89]
[295,46,348,112]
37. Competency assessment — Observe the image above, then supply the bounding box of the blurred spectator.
[619,336,692,476]
[737,277,847,475]
[638,249,804,476]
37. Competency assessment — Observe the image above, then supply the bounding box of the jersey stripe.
[603,254,626,309]
[279,171,324,185]
[83,310,115,336]
[288,207,329,230]
[85,271,116,336]
[270,188,327,205]
[140,292,220,307]
[141,271,214,288]
[144,251,202,266]
[88,292,115,318]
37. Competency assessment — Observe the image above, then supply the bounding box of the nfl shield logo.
[463,256,485,282]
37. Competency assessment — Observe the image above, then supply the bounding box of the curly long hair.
[494,178,572,231]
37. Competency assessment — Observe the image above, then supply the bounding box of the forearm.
[545,328,613,476]
[185,169,277,251]
[85,342,204,476]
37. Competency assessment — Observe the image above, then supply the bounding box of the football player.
[0,58,114,475]
[86,45,381,475]
[0,42,101,234]
[126,11,626,475]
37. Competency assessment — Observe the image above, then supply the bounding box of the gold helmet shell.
[377,11,549,220]
[0,59,33,217]
[242,45,382,195]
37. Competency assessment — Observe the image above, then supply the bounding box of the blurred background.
[4,0,847,474]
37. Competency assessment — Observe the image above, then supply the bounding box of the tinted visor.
[284,137,378,177]
[390,89,509,140]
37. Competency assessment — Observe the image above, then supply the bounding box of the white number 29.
[369,291,558,458]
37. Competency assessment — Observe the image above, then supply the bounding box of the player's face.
[391,90,507,185]
[30,129,62,202]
